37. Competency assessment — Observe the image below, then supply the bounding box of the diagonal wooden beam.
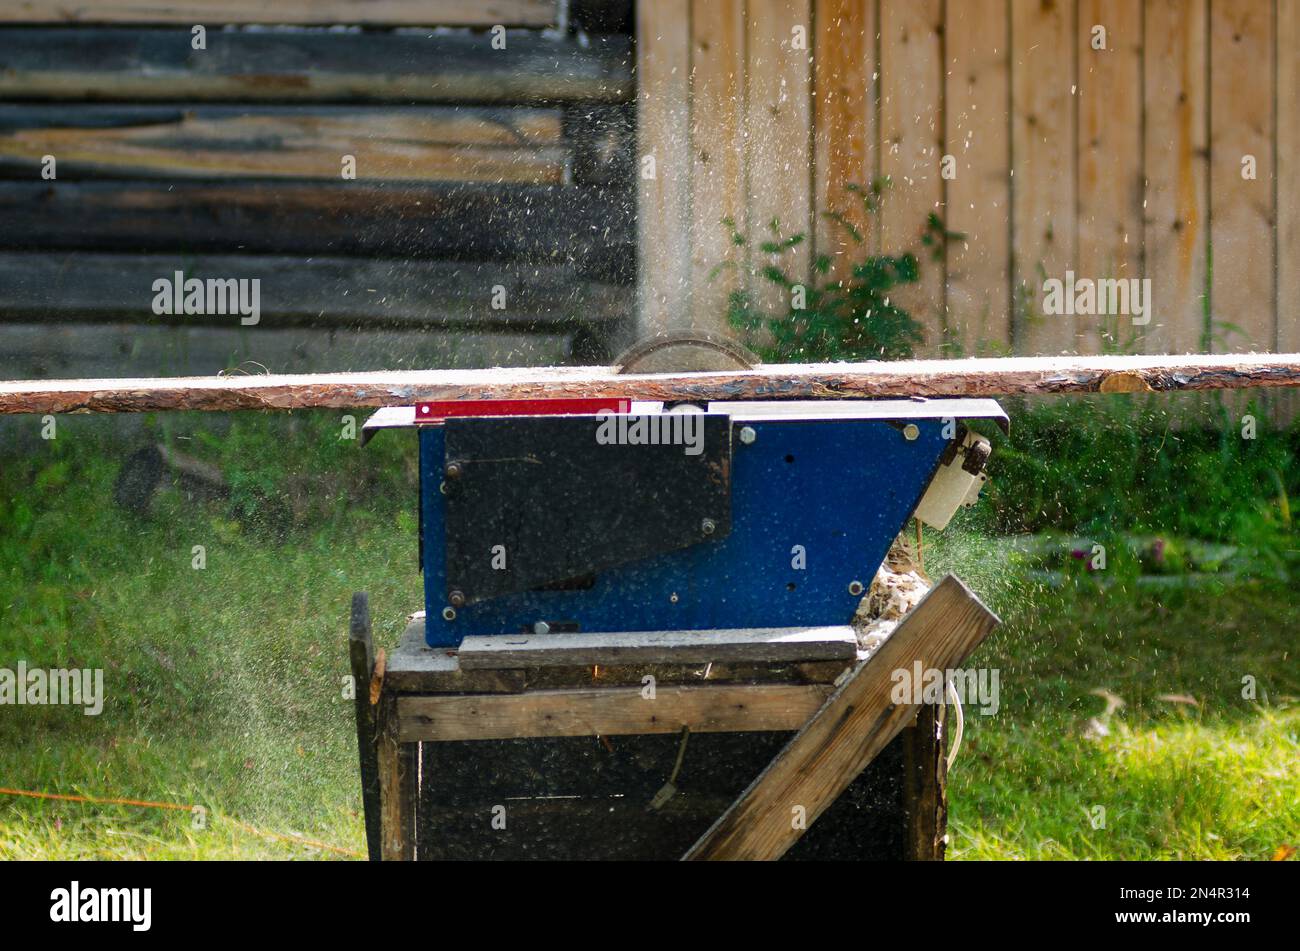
[1,353,1299,416]
[682,574,999,861]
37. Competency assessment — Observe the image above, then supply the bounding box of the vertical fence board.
[879,0,945,353]
[1278,0,1300,354]
[637,0,694,336]
[813,0,878,279]
[690,0,748,333]
[1076,0,1143,354]
[1208,0,1275,352]
[944,0,1011,356]
[746,0,814,314]
[635,0,1291,363]
[1143,0,1209,354]
[1011,0,1077,354]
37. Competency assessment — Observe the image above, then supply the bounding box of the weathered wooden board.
[689,0,747,330]
[377,698,417,860]
[0,105,567,184]
[745,0,813,313]
[1011,0,1077,355]
[0,1,559,26]
[683,574,998,860]
[348,593,382,862]
[1076,0,1142,356]
[0,252,629,329]
[0,322,573,381]
[1209,0,1275,352]
[1281,0,1300,355]
[387,617,849,693]
[878,0,943,352]
[0,182,635,282]
[812,0,877,272]
[456,625,860,669]
[0,29,633,104]
[1143,0,1209,354]
[396,683,834,743]
[635,0,693,335]
[902,701,946,860]
[943,0,1011,356]
[4,353,1300,414]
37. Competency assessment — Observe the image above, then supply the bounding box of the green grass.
[932,535,1300,860]
[1,408,1297,860]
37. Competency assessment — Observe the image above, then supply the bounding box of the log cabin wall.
[0,0,637,379]
[637,0,1299,361]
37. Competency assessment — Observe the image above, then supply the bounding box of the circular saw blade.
[613,331,760,374]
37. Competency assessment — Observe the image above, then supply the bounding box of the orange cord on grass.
[0,785,363,858]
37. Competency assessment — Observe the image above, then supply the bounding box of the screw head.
[445,461,464,479]
[701,518,716,535]
[448,589,466,607]
[848,580,865,596]
[442,606,457,621]
[902,424,920,441]
[670,592,679,604]
[738,425,757,445]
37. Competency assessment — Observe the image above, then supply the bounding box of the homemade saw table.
[349,338,1004,860]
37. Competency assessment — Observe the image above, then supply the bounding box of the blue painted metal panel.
[419,417,950,647]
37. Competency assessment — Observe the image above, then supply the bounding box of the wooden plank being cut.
[0,1,559,26]
[457,625,859,669]
[396,683,833,743]
[0,105,567,184]
[683,574,998,860]
[0,29,632,104]
[4,353,1300,415]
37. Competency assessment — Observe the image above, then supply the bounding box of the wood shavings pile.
[853,535,931,656]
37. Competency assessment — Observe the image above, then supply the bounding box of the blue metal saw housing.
[412,399,1005,647]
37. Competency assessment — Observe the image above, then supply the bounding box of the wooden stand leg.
[378,692,418,860]
[903,702,948,861]
[348,592,382,862]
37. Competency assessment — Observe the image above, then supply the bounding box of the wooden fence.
[0,1,636,379]
[637,0,1299,358]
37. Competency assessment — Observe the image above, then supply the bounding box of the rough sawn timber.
[2,353,1299,415]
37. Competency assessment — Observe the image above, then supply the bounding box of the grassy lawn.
[935,531,1299,860]
[1,406,1296,860]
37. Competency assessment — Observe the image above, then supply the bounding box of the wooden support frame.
[356,574,997,861]
[347,593,382,862]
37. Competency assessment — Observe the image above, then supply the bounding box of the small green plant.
[714,179,962,363]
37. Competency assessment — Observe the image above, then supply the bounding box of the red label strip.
[414,398,632,422]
